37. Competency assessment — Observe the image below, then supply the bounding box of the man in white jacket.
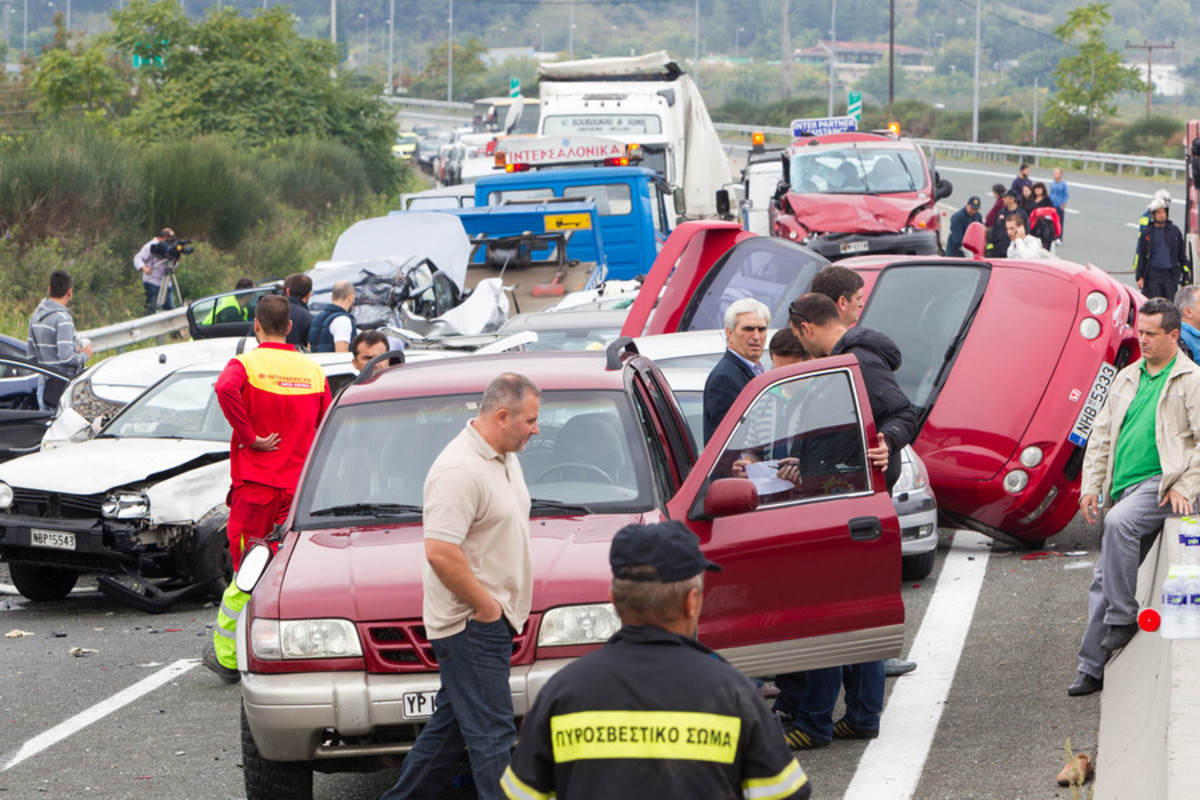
[1006,212,1045,259]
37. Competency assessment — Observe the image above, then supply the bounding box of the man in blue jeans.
[380,373,540,800]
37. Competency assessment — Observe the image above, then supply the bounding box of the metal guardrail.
[710,122,1184,179]
[80,307,189,354]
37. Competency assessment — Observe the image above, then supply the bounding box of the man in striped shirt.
[27,270,92,410]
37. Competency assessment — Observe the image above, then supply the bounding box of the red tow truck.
[766,116,954,259]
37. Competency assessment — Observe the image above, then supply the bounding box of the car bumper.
[240,659,576,762]
[807,229,939,261]
[894,488,937,557]
[0,514,136,571]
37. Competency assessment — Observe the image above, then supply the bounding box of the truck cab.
[769,117,953,260]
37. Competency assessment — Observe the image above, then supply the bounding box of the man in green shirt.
[1070,297,1200,696]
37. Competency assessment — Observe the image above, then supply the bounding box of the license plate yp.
[31,529,76,550]
[1068,362,1118,447]
[840,240,869,254]
[402,690,439,720]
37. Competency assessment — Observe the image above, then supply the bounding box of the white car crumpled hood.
[0,438,228,496]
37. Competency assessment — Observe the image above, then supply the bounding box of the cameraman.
[133,227,178,313]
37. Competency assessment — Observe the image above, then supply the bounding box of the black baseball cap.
[1004,190,1018,199]
[610,521,722,583]
[967,195,981,207]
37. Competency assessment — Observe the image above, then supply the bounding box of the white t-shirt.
[329,315,353,345]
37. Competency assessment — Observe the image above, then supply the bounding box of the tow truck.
[761,116,953,259]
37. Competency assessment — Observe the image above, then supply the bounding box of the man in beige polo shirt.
[381,372,540,800]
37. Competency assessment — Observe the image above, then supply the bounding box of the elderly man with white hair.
[702,297,770,444]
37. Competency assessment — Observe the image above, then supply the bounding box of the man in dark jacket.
[986,191,1019,259]
[771,292,918,750]
[946,196,982,258]
[702,297,769,444]
[1010,163,1033,198]
[308,281,356,352]
[284,273,314,350]
[1135,197,1190,300]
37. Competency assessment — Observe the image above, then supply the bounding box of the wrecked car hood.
[785,192,926,234]
[0,438,228,495]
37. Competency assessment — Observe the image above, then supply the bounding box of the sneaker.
[202,640,240,684]
[782,724,830,750]
[884,658,917,677]
[832,718,879,740]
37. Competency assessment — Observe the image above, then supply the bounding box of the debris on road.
[68,646,98,657]
[5,629,35,638]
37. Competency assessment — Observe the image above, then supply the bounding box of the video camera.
[149,236,195,261]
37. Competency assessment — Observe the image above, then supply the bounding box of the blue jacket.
[946,207,982,257]
[703,349,758,444]
[1182,322,1200,362]
[1049,179,1069,208]
[308,307,356,353]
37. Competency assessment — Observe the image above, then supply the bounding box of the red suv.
[237,345,903,798]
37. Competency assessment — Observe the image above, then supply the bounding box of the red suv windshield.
[788,145,928,194]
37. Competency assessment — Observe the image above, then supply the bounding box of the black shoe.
[885,658,917,677]
[832,718,879,740]
[202,641,240,684]
[1067,671,1103,696]
[781,724,830,750]
[1100,623,1138,652]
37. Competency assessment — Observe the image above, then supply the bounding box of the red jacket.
[215,342,331,490]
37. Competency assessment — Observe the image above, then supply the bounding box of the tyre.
[242,704,313,800]
[9,563,78,601]
[186,522,233,601]
[901,550,935,581]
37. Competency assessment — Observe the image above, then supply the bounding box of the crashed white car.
[0,356,357,611]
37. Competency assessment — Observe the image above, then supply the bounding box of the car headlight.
[893,457,928,493]
[251,618,363,660]
[101,491,149,519]
[538,604,621,647]
[1079,317,1102,340]
[0,481,11,510]
[1085,291,1109,315]
[1003,469,1029,494]
[1019,446,1044,468]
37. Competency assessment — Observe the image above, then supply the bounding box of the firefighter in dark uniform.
[501,520,811,800]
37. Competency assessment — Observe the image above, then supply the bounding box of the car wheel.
[1019,538,1047,551]
[9,563,78,601]
[187,523,233,601]
[901,550,935,581]
[242,703,313,800]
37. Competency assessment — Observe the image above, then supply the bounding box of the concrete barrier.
[1097,517,1200,799]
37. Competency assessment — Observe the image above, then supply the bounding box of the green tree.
[1047,2,1146,141]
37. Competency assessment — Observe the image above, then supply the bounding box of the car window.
[295,390,654,528]
[564,183,632,216]
[858,264,989,419]
[488,187,556,205]
[679,237,827,333]
[706,369,870,506]
[649,180,671,239]
[788,145,928,194]
[630,383,675,503]
[105,372,229,441]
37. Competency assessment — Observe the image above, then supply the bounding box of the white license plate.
[1068,362,1119,447]
[31,529,76,550]
[840,240,869,254]
[402,690,439,720]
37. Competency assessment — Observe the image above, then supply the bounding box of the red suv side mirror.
[704,478,759,518]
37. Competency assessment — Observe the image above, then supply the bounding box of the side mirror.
[715,189,731,220]
[234,543,273,594]
[962,220,987,259]
[672,186,686,218]
[934,172,953,201]
[704,478,759,518]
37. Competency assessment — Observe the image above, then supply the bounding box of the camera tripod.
[154,261,183,312]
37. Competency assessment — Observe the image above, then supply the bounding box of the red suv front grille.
[359,615,540,673]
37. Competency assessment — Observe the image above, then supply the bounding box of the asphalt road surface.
[0,513,1106,800]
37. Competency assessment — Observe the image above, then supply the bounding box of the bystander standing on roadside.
[133,227,177,313]
[27,270,93,410]
[284,273,315,350]
[351,330,391,374]
[983,183,1007,229]
[1068,298,1200,697]
[945,196,983,258]
[309,281,356,353]
[1175,286,1200,360]
[1049,168,1069,242]
[1010,163,1033,198]
[201,295,331,684]
[380,373,540,800]
[1135,197,1190,300]
[703,298,769,444]
[1006,212,1046,260]
[810,265,864,325]
[501,520,811,800]
[987,191,1020,259]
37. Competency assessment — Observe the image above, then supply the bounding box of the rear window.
[858,264,989,418]
[488,187,556,205]
[564,184,632,216]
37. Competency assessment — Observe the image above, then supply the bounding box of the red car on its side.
[620,221,1142,545]
[237,345,903,799]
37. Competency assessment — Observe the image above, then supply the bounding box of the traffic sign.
[848,91,862,124]
[791,116,858,137]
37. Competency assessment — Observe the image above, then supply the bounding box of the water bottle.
[1185,569,1200,639]
[1161,567,1187,639]
[1180,517,1200,569]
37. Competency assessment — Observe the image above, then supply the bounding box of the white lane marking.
[936,165,1155,201]
[842,530,992,800]
[0,658,199,772]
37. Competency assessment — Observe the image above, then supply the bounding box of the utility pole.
[693,0,700,88]
[972,0,980,143]
[887,0,895,114]
[447,0,453,102]
[1126,40,1174,116]
[828,0,836,117]
[387,0,394,95]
